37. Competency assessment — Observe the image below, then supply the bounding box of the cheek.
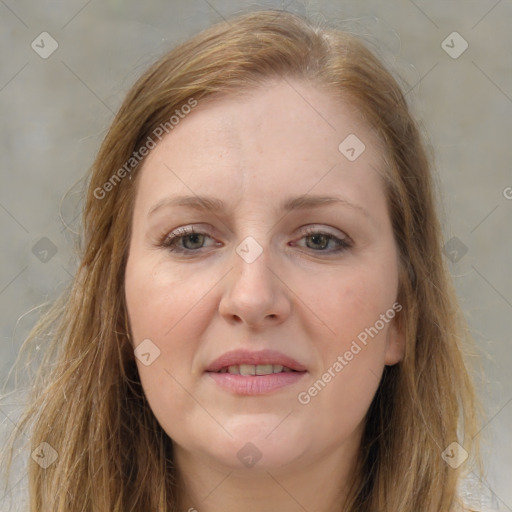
[296,259,397,350]
[126,270,200,438]
[124,254,215,426]
[293,261,397,420]
[124,253,203,343]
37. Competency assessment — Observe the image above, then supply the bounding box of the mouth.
[205,348,307,374]
[205,350,308,395]
[212,364,302,375]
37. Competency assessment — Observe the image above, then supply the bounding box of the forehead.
[134,79,388,218]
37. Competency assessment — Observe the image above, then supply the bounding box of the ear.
[384,315,406,366]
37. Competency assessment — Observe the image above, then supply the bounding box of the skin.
[124,78,405,512]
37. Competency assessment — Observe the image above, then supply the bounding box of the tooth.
[255,364,273,375]
[239,364,256,376]
[222,364,295,375]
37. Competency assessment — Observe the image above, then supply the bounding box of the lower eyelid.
[162,230,351,254]
[292,234,350,251]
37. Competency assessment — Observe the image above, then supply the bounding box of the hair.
[1,8,484,512]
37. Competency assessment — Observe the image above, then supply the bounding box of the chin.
[197,423,308,471]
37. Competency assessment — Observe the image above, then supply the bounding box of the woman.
[1,8,484,511]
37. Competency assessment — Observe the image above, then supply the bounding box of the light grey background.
[0,0,510,510]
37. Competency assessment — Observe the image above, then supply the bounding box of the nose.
[218,238,291,329]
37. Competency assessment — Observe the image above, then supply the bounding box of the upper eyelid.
[161,225,351,254]
[164,224,348,241]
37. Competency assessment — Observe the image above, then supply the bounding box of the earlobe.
[384,319,406,366]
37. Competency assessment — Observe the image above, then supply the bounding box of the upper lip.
[205,349,307,372]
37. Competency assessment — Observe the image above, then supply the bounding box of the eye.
[293,227,352,253]
[159,226,352,255]
[160,226,218,254]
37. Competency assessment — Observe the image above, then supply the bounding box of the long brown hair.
[1,8,484,511]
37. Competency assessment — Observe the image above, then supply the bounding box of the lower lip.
[206,371,307,395]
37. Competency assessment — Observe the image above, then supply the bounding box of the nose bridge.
[232,234,274,298]
[219,232,289,326]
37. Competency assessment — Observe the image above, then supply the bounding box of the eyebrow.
[148,194,370,219]
[148,195,370,222]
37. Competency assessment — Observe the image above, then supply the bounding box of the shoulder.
[456,473,500,512]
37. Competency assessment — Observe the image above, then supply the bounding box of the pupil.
[309,234,327,249]
[185,234,203,249]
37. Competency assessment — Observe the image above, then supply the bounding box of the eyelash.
[159,226,352,255]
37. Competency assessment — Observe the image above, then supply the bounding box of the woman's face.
[124,79,405,473]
